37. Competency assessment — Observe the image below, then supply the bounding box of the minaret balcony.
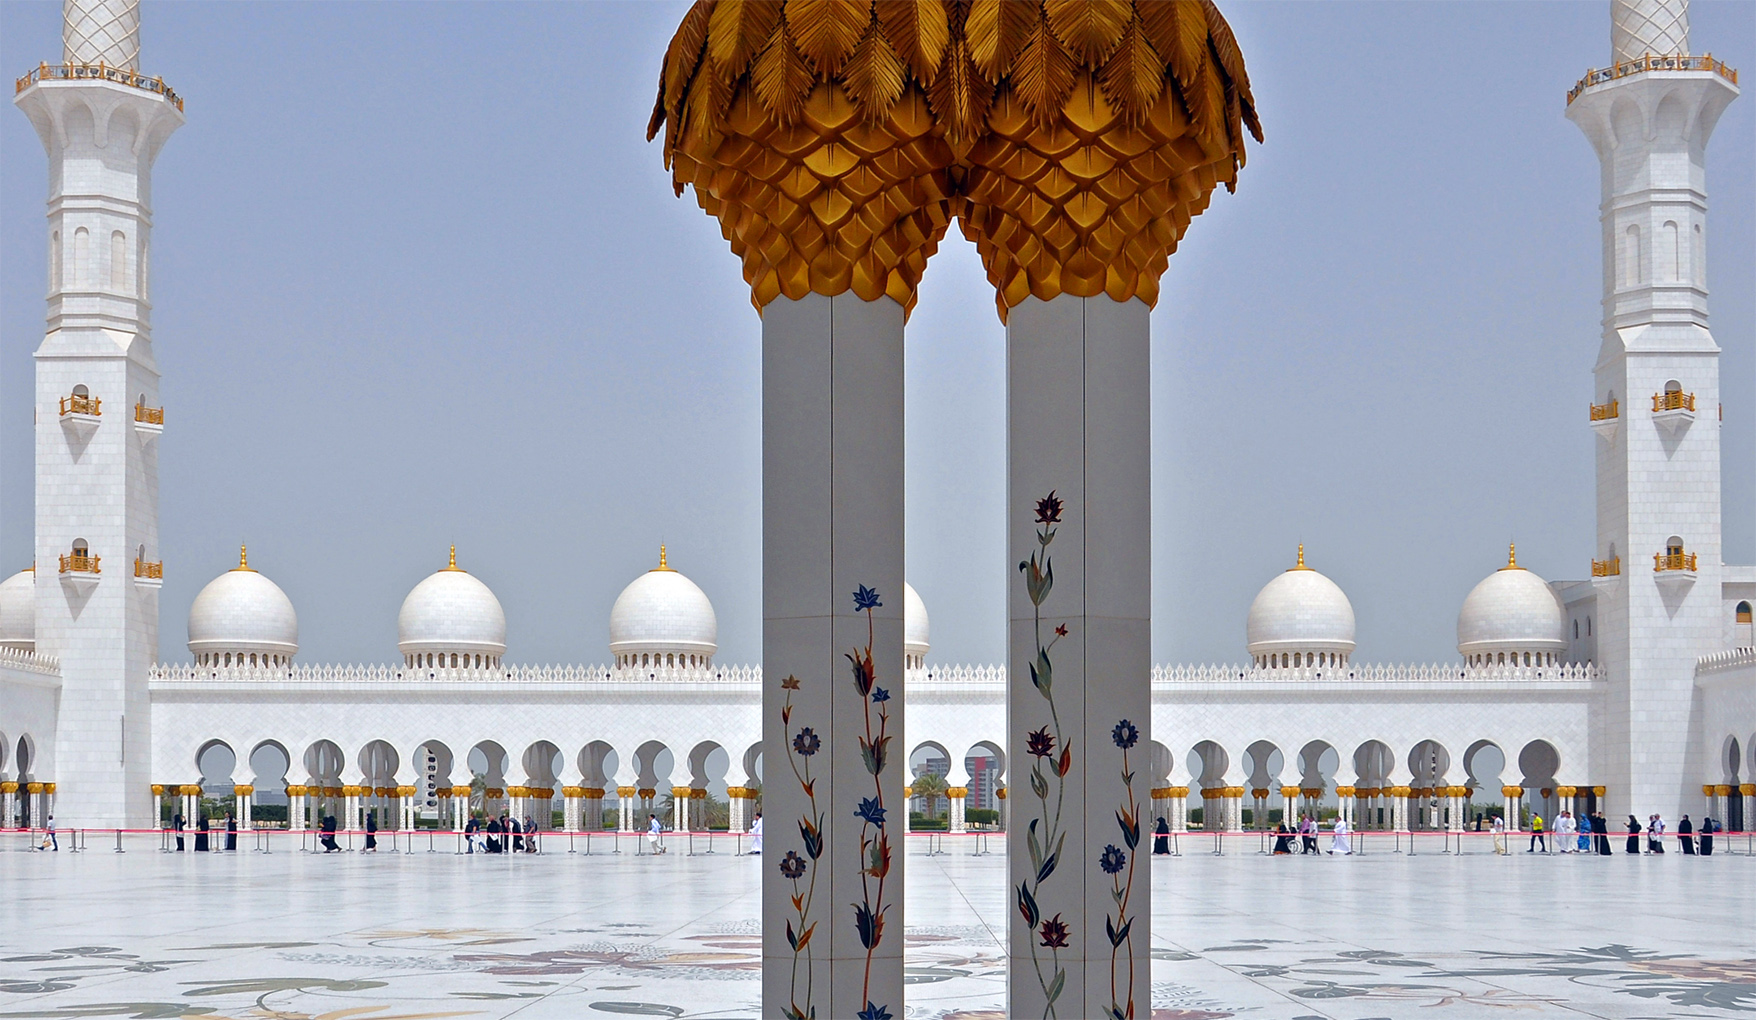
[134,401,164,441]
[13,61,184,113]
[58,392,101,440]
[134,558,163,589]
[1588,399,1619,441]
[1567,52,1739,105]
[1654,550,1697,596]
[1651,390,1695,435]
[1590,556,1621,592]
[58,553,100,592]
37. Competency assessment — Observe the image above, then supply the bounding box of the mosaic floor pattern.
[1,838,1750,1018]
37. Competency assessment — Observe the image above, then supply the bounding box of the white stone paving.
[1,837,1751,1019]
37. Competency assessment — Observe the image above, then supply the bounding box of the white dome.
[188,547,298,665]
[904,582,929,668]
[398,548,507,667]
[1457,546,1567,665]
[1246,547,1356,666]
[0,568,34,652]
[610,547,717,669]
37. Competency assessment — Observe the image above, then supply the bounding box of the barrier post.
[115,829,124,853]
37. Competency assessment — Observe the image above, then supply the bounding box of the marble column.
[672,786,689,833]
[727,787,748,833]
[1281,786,1299,830]
[1007,295,1152,1020]
[618,786,635,832]
[149,785,162,829]
[762,293,906,1020]
[236,785,252,829]
[1742,785,1755,832]
[582,789,604,832]
[948,788,968,834]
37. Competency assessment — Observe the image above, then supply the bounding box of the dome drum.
[903,582,929,670]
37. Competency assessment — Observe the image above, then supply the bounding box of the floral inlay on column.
[1104,718,1142,1019]
[779,673,820,1019]
[1016,491,1070,1017]
[848,584,894,1020]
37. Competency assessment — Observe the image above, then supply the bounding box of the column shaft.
[761,294,907,1020]
[1007,295,1152,1020]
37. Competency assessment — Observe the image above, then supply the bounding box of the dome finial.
[1290,543,1310,571]
[443,544,465,572]
[1500,541,1523,571]
[235,543,255,572]
[654,544,675,572]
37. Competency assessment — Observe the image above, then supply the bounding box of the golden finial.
[235,543,255,572]
[1289,543,1310,571]
[1500,541,1522,571]
[443,544,465,572]
[653,544,675,572]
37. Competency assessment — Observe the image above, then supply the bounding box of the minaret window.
[1661,221,1680,281]
[1622,223,1642,286]
[110,230,126,290]
[1736,602,1752,624]
[73,227,88,287]
[50,231,60,289]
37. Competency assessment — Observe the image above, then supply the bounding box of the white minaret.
[15,0,184,827]
[1567,0,1736,820]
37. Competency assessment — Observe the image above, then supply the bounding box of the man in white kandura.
[1328,815,1351,855]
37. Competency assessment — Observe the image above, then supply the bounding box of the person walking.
[320,814,340,852]
[1577,812,1592,853]
[1527,813,1546,853]
[1646,814,1665,854]
[1154,816,1171,855]
[1678,814,1695,854]
[1555,810,1576,852]
[1492,814,1507,854]
[43,814,57,851]
[173,812,185,852]
[1699,816,1715,856]
[484,816,502,853]
[1272,821,1293,855]
[508,815,522,853]
[1595,811,1612,855]
[647,813,666,855]
[1300,815,1318,855]
[364,810,378,852]
[225,810,238,851]
[524,815,538,853]
[1328,815,1352,855]
[195,813,210,852]
[1624,815,1641,854]
[748,811,762,855]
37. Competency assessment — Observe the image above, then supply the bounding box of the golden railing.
[1653,391,1695,412]
[1591,557,1620,577]
[1569,53,1738,104]
[1589,399,1618,422]
[134,402,164,425]
[1654,552,1697,572]
[60,394,101,416]
[59,553,100,574]
[14,62,183,112]
[134,558,162,579]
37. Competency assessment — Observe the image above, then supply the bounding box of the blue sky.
[2,1,1751,667]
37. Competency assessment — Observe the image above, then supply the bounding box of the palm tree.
[911,772,949,823]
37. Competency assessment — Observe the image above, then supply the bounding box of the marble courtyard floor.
[1,835,1751,1019]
